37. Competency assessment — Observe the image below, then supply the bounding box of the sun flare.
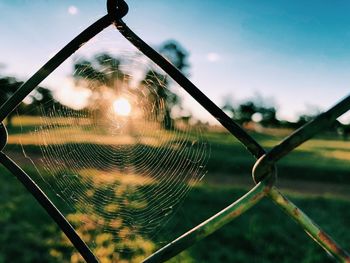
[113,98,131,116]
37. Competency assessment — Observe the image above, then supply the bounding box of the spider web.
[4,31,210,261]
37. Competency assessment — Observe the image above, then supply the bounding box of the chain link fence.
[0,1,349,262]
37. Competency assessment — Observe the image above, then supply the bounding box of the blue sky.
[1,0,350,122]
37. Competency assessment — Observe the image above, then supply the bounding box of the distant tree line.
[222,99,279,127]
[1,38,350,138]
[0,75,61,127]
[0,40,188,131]
[221,96,350,139]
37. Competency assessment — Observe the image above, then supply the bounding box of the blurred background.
[0,0,350,262]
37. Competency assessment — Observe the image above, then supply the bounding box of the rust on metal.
[318,231,350,262]
[269,187,350,262]
[292,207,300,217]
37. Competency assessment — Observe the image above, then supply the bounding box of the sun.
[113,98,131,116]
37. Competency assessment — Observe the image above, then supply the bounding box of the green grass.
[163,184,350,263]
[0,166,70,263]
[1,165,349,262]
[1,118,350,262]
[6,124,350,184]
[201,130,350,186]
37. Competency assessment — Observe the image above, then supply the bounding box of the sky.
[1,0,350,122]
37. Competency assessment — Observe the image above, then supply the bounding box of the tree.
[0,75,58,127]
[0,76,22,126]
[236,101,258,125]
[26,87,62,115]
[222,100,235,119]
[141,40,189,130]
[141,70,179,130]
[221,96,280,127]
[73,53,129,124]
[72,41,189,130]
[73,53,127,91]
[259,106,279,127]
[159,40,189,71]
[296,106,320,128]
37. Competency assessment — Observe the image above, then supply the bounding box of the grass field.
[1,166,349,263]
[1,116,349,262]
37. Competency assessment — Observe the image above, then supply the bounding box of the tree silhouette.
[221,96,280,127]
[0,75,58,127]
[73,53,129,124]
[259,106,279,127]
[141,70,179,130]
[236,101,257,125]
[141,40,189,130]
[159,40,189,71]
[73,41,189,130]
[0,76,21,126]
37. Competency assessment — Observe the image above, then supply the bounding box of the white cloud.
[206,52,221,62]
[68,5,78,15]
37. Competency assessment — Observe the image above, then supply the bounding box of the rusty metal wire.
[0,0,349,262]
